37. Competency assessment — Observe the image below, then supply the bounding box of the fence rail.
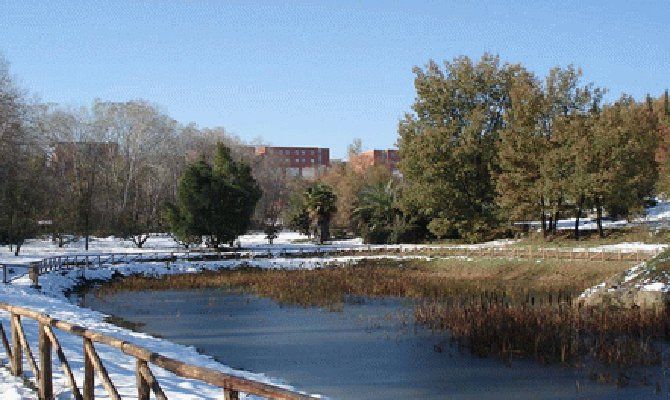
[1,245,664,286]
[0,302,314,400]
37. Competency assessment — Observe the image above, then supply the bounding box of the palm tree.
[353,180,397,243]
[304,183,337,244]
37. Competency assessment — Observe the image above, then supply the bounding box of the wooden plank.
[38,322,53,400]
[84,338,121,400]
[136,359,150,400]
[138,361,167,400]
[15,314,39,381]
[0,320,12,361]
[83,338,94,400]
[10,314,22,376]
[44,325,82,400]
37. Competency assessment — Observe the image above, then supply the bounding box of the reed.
[91,259,666,369]
[416,300,668,368]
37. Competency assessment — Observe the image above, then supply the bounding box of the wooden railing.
[0,302,314,400]
[1,245,664,286]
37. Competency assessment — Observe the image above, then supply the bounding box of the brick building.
[254,146,330,179]
[350,149,400,176]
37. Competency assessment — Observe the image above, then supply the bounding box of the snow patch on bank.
[0,251,438,399]
[580,251,670,300]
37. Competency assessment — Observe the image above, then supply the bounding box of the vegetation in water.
[88,258,670,374]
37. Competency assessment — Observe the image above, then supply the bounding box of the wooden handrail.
[0,245,664,287]
[0,302,314,400]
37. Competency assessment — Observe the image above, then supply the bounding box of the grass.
[94,258,637,307]
[513,228,670,249]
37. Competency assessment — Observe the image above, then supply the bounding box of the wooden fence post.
[224,388,240,400]
[39,322,53,400]
[83,338,94,400]
[29,263,39,288]
[136,359,150,400]
[10,314,22,376]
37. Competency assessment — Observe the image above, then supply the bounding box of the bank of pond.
[73,260,669,399]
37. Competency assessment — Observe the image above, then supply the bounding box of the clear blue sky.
[1,1,668,158]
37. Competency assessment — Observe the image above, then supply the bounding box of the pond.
[76,288,665,399]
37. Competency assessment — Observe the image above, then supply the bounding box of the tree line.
[398,54,668,242]
[0,56,268,254]
[290,55,669,244]
[2,53,669,251]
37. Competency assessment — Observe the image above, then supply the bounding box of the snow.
[2,228,669,397]
[580,250,670,300]
[1,259,326,399]
[641,200,670,222]
[0,234,441,399]
[590,242,669,253]
[519,199,670,232]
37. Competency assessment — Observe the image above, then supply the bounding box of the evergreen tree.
[398,55,512,242]
[655,90,670,195]
[496,68,546,227]
[353,180,398,244]
[592,96,658,234]
[166,143,260,248]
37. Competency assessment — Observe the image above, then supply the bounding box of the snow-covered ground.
[0,258,328,399]
[0,235,438,400]
[1,230,668,398]
[641,200,670,222]
[580,250,670,304]
[517,199,670,232]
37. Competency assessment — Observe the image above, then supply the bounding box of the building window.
[301,150,306,155]
[295,158,299,162]
[311,158,315,163]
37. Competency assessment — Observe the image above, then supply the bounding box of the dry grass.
[93,258,667,371]
[94,258,635,308]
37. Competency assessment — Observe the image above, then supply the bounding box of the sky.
[1,1,669,158]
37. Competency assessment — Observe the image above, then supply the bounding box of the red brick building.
[254,146,330,179]
[350,149,400,175]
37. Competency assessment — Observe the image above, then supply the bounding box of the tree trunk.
[319,218,330,244]
[14,243,21,256]
[540,197,547,237]
[85,234,89,251]
[132,234,148,248]
[596,202,604,238]
[552,198,562,235]
[574,195,585,240]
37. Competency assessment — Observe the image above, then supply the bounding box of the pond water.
[77,289,665,399]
